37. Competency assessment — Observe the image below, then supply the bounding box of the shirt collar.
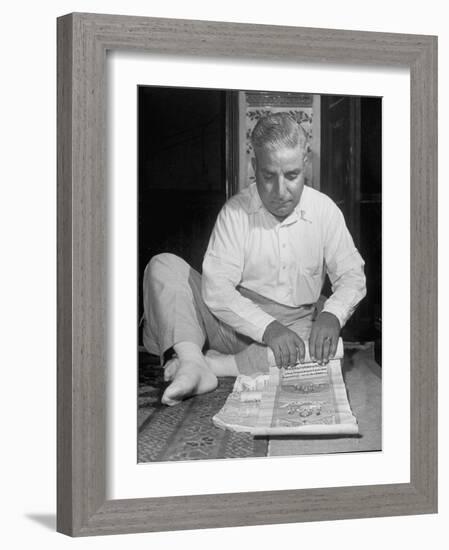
[248,182,313,224]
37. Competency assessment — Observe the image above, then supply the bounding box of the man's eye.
[286,172,299,180]
[263,173,274,180]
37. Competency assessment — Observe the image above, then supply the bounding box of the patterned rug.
[138,343,379,462]
[138,351,265,462]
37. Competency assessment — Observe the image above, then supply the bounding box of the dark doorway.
[138,87,233,325]
[321,95,382,345]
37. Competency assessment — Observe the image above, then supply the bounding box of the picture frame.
[57,12,437,536]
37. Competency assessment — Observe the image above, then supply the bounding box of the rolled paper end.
[302,336,344,363]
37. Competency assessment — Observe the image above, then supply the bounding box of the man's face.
[252,143,306,221]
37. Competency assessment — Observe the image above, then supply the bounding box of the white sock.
[173,341,205,362]
[205,350,239,377]
[266,346,276,367]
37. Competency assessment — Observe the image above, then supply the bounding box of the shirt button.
[282,265,286,269]
[282,243,286,248]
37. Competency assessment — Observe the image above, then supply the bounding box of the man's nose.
[275,176,289,199]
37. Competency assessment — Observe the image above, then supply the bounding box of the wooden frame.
[57,12,437,536]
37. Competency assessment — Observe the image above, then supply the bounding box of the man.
[142,113,366,406]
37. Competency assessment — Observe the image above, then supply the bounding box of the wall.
[0,1,446,549]
[238,91,315,189]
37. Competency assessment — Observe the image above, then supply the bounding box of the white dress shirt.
[201,183,366,343]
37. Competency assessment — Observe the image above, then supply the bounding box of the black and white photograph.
[137,87,382,462]
[1,0,442,543]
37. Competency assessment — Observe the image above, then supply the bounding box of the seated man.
[142,113,366,406]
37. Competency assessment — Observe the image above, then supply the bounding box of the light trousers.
[142,253,318,375]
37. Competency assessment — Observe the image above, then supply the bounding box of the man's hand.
[309,312,341,365]
[262,320,305,368]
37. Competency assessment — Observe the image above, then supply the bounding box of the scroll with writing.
[212,373,270,433]
[213,337,358,436]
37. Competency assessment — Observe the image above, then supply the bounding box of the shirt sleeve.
[321,201,367,328]
[201,202,276,343]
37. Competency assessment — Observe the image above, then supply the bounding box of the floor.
[138,351,266,462]
[138,342,380,463]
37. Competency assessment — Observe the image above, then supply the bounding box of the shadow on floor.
[25,513,56,531]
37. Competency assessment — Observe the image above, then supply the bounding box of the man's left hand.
[309,312,341,364]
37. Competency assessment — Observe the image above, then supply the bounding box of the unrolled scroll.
[213,337,358,436]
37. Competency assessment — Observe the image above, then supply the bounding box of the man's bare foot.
[161,353,218,407]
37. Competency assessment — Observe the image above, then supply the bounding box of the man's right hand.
[262,320,305,368]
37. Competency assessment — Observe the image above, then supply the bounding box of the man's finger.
[284,341,294,367]
[311,330,319,362]
[278,346,287,368]
[295,336,305,363]
[330,337,338,359]
[309,329,317,361]
[281,346,289,369]
[315,334,324,364]
[322,337,332,364]
[290,336,303,365]
[273,346,282,368]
